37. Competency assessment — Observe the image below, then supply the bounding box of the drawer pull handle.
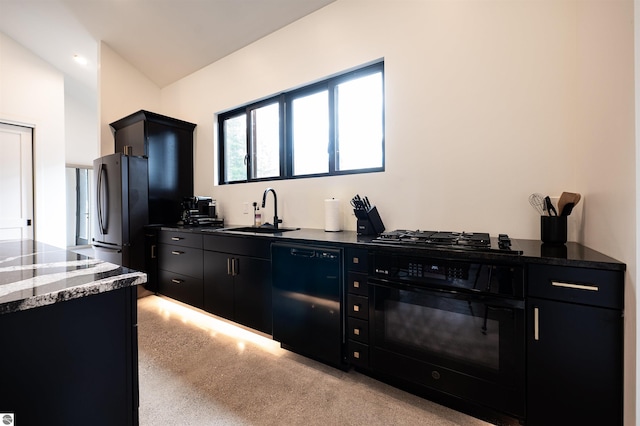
[353,304,360,312]
[534,307,540,341]
[171,251,184,255]
[354,328,360,336]
[353,351,360,359]
[171,237,183,241]
[552,281,599,292]
[353,281,360,288]
[353,257,359,264]
[171,279,184,284]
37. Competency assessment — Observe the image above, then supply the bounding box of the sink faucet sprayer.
[262,188,282,229]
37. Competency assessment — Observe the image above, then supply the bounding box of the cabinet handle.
[151,244,156,259]
[171,237,183,241]
[353,257,360,264]
[534,307,540,341]
[353,280,360,289]
[353,351,360,359]
[354,328,360,336]
[552,281,599,292]
[171,278,184,284]
[171,251,184,255]
[227,258,231,275]
[232,258,239,276]
[353,304,360,312]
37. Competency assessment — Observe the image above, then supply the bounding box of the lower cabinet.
[203,235,272,334]
[526,264,624,426]
[157,230,204,309]
[345,248,370,368]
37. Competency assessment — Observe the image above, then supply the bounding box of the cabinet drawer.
[528,265,624,309]
[158,269,203,308]
[346,248,368,272]
[348,317,369,344]
[159,231,203,249]
[347,294,369,320]
[204,235,272,259]
[347,272,368,296]
[348,340,369,368]
[159,243,203,279]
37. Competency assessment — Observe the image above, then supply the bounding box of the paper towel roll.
[324,198,342,232]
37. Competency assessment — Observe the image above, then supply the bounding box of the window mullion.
[328,82,337,173]
[245,107,252,181]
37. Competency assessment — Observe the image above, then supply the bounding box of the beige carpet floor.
[137,295,491,426]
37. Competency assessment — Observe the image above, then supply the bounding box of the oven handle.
[368,277,525,310]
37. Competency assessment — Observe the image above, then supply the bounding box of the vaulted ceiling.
[0,0,336,91]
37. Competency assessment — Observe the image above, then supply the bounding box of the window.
[218,61,384,184]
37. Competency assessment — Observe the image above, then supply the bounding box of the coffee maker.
[180,196,223,227]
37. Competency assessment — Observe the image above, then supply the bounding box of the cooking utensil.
[561,202,575,216]
[558,192,582,216]
[544,196,557,216]
[529,193,545,215]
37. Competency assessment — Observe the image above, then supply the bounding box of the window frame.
[217,61,384,185]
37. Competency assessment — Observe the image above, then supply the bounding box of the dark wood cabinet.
[0,287,138,425]
[526,264,624,426]
[345,248,370,368]
[110,110,196,225]
[203,235,272,334]
[157,230,204,308]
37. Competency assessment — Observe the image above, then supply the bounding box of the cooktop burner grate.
[374,230,518,253]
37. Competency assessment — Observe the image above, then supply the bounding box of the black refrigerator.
[92,152,149,271]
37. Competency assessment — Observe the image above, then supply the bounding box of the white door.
[0,122,34,240]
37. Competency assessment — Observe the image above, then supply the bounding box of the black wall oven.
[368,250,525,423]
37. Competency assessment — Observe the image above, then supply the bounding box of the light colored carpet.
[137,295,491,426]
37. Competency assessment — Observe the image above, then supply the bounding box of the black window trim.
[217,61,384,185]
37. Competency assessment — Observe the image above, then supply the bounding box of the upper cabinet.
[110,110,196,225]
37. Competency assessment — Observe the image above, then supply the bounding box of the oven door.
[369,277,525,420]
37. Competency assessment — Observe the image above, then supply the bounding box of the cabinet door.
[144,228,158,292]
[114,120,146,156]
[234,256,272,334]
[203,251,234,320]
[527,297,623,426]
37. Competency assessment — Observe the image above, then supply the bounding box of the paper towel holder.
[324,198,342,232]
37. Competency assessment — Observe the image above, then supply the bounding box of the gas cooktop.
[373,230,521,254]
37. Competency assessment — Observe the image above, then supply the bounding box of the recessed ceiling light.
[73,54,88,66]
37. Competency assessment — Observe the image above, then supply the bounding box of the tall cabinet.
[110,110,196,226]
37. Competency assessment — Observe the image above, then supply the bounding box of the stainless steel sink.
[222,226,299,234]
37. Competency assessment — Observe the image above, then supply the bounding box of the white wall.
[158,1,636,424]
[65,78,98,166]
[0,32,66,247]
[99,42,161,156]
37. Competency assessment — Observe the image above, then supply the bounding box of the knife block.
[355,206,385,236]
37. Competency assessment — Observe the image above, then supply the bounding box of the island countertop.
[0,239,146,315]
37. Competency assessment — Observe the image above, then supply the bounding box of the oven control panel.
[371,252,524,299]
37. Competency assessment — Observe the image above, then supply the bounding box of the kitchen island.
[0,239,145,426]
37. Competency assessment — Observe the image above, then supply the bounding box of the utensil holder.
[541,216,567,245]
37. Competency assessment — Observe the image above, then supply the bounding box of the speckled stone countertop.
[0,239,146,315]
[156,225,625,271]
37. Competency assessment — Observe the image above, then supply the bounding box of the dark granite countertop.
[153,225,626,271]
[0,239,147,315]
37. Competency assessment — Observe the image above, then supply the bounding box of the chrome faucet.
[262,187,282,229]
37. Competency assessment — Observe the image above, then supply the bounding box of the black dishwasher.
[272,243,345,369]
